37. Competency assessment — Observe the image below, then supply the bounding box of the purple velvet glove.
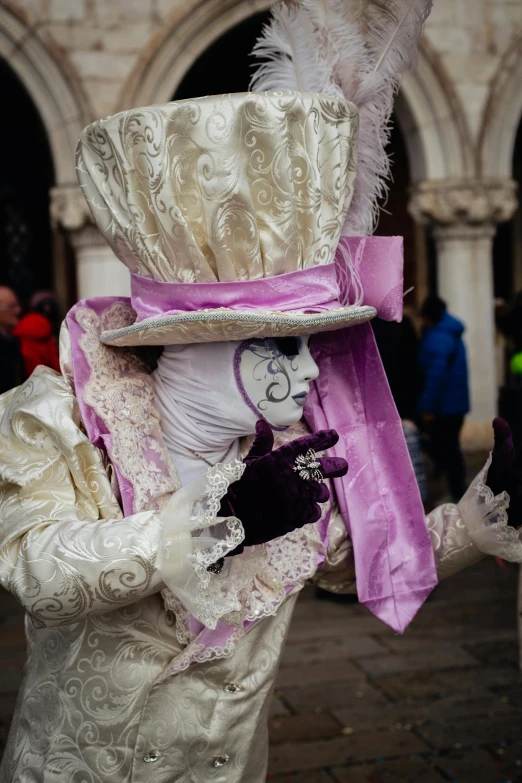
[220,420,348,553]
[485,417,522,528]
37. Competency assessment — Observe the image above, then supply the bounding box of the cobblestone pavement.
[0,558,521,782]
[267,558,522,782]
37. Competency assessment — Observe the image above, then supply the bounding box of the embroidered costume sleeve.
[426,455,522,580]
[0,369,255,629]
[0,368,166,627]
[315,457,522,592]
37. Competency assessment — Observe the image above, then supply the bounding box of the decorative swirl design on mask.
[244,338,298,411]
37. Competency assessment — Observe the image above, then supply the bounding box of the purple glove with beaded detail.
[220,420,348,554]
[485,417,522,528]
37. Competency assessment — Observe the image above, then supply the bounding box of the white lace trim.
[239,523,323,622]
[162,591,197,647]
[162,446,325,638]
[458,453,522,562]
[163,525,324,675]
[230,422,327,625]
[163,523,323,637]
[166,629,245,677]
[190,460,245,527]
[186,461,247,626]
[161,460,252,630]
[74,303,180,514]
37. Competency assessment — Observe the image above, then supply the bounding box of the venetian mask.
[235,336,320,428]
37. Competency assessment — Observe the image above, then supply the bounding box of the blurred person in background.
[0,285,24,394]
[12,290,60,377]
[496,292,522,448]
[30,289,61,337]
[417,295,470,502]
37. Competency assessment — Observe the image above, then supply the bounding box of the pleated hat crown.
[76,91,376,345]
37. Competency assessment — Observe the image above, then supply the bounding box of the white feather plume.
[300,0,369,101]
[250,3,343,95]
[342,0,433,236]
[250,0,433,237]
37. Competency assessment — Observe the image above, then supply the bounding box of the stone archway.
[480,27,522,300]
[121,0,273,110]
[392,39,475,308]
[402,35,519,441]
[0,5,93,305]
[480,27,522,180]
[0,57,54,297]
[398,39,473,182]
[0,5,90,188]
[122,0,470,311]
[123,0,469,187]
[122,2,503,436]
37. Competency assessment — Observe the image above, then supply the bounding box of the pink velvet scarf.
[304,236,437,632]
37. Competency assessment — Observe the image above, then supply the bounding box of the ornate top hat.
[76,90,375,346]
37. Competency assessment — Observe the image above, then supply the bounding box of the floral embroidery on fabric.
[242,523,323,621]
[162,518,323,669]
[75,302,180,514]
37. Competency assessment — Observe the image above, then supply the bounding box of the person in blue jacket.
[418,295,470,501]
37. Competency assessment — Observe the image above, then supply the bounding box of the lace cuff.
[457,453,522,562]
[159,460,257,629]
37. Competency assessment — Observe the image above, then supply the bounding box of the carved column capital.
[408,178,518,227]
[68,224,109,252]
[50,184,93,232]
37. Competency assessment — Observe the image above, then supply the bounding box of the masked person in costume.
[2,4,522,783]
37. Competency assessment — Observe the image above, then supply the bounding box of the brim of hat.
[99,305,377,346]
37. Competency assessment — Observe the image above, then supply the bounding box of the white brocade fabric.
[0,361,520,782]
[0,369,311,782]
[77,92,358,284]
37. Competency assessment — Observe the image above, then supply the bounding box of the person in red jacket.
[12,291,60,377]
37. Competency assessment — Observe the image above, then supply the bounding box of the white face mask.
[236,336,320,428]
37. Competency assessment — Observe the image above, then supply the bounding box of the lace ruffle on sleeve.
[457,454,522,560]
[160,419,327,632]
[161,465,324,632]
[427,454,522,580]
[160,460,265,630]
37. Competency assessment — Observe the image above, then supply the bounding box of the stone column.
[69,225,131,299]
[50,184,131,300]
[409,178,518,447]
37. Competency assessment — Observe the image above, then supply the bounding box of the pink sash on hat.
[304,236,437,632]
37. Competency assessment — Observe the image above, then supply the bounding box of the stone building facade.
[1,0,522,444]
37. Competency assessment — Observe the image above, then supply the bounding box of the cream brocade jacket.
[0,359,521,783]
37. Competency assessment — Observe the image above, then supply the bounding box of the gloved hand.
[486,417,522,528]
[220,420,348,553]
